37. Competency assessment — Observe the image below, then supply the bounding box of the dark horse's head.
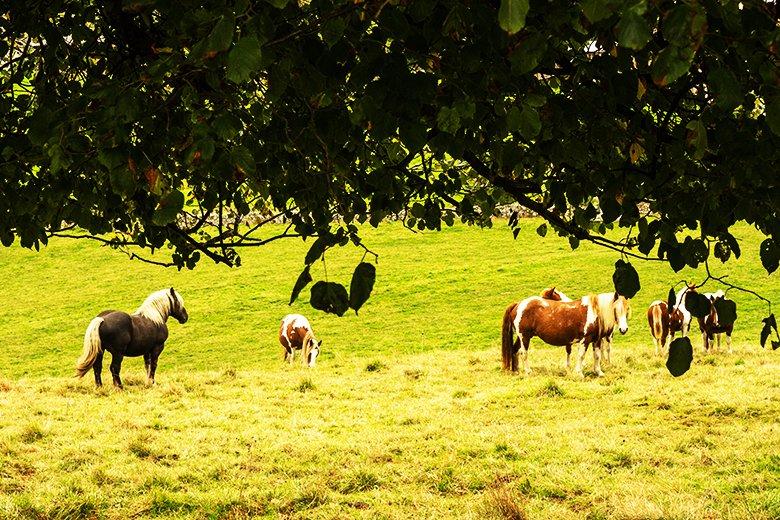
[168,287,189,324]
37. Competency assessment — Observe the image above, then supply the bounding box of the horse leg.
[93,350,104,387]
[511,338,520,372]
[726,333,732,354]
[143,353,151,380]
[519,334,531,375]
[716,333,721,353]
[109,352,124,389]
[702,332,709,354]
[593,342,604,377]
[565,344,572,371]
[574,340,587,378]
[147,344,165,385]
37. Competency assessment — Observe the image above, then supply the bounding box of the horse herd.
[73,285,734,388]
[501,285,735,378]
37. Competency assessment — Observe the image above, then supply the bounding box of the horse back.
[517,298,591,346]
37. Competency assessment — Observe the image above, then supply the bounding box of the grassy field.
[0,219,778,519]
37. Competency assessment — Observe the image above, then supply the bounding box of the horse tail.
[651,304,663,340]
[501,303,517,370]
[75,317,103,377]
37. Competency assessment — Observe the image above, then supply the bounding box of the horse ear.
[170,287,175,295]
[613,291,619,301]
[318,340,324,347]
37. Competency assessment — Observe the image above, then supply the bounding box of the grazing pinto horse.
[647,301,684,355]
[279,314,322,367]
[698,291,733,354]
[673,285,698,337]
[75,288,188,388]
[502,293,629,377]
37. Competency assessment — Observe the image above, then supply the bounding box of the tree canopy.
[1,0,779,317]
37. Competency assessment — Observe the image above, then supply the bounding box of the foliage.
[666,337,693,377]
[1,0,779,314]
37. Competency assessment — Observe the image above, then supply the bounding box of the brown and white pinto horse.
[697,290,733,354]
[279,314,322,367]
[647,300,684,355]
[540,288,626,365]
[501,293,630,377]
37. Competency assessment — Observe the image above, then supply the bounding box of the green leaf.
[152,190,185,226]
[536,223,547,237]
[685,120,707,160]
[708,68,741,110]
[266,0,289,8]
[759,238,779,274]
[713,298,737,327]
[612,259,640,298]
[349,262,376,314]
[289,265,312,305]
[498,0,530,34]
[581,0,613,23]
[310,281,349,316]
[765,95,780,136]
[685,291,710,319]
[651,45,694,86]
[760,323,771,348]
[713,240,730,263]
[321,18,346,48]
[617,11,650,50]
[662,5,690,44]
[207,15,235,54]
[437,106,461,134]
[226,36,263,84]
[666,337,693,377]
[109,168,136,198]
[518,104,541,140]
[230,146,255,174]
[305,237,328,265]
[598,195,621,223]
[506,106,522,132]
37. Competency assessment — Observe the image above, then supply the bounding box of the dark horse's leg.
[147,344,165,385]
[93,350,104,387]
[143,353,151,381]
[109,352,124,389]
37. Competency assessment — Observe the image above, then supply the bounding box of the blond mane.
[133,289,179,325]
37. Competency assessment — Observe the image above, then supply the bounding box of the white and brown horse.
[279,314,322,367]
[502,293,630,377]
[540,288,625,365]
[647,300,684,355]
[698,290,733,354]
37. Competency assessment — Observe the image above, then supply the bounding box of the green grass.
[0,219,778,519]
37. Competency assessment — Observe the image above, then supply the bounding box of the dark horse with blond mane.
[502,292,630,377]
[74,288,188,388]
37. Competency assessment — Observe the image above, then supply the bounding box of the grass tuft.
[19,423,45,444]
[296,378,315,393]
[365,360,387,372]
[339,470,381,493]
[484,486,528,520]
[536,380,564,397]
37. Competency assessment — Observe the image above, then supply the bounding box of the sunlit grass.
[0,219,778,518]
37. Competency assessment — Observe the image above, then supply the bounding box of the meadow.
[0,219,778,519]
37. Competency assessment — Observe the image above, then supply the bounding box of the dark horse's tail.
[502,303,517,371]
[75,317,103,377]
